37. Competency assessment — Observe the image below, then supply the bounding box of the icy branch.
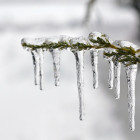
[21,32,140,131]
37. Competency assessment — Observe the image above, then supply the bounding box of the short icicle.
[108,59,114,89]
[49,49,61,86]
[73,50,85,121]
[90,49,99,89]
[114,61,121,99]
[37,49,44,90]
[125,64,138,131]
[31,50,40,85]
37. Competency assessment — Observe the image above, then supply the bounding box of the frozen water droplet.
[73,50,85,121]
[90,49,99,89]
[125,64,138,131]
[49,48,61,86]
[114,61,121,99]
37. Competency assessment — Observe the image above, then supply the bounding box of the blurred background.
[0,0,140,139]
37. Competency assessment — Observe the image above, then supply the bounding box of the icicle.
[114,61,121,99]
[31,50,40,85]
[125,64,138,131]
[108,59,114,89]
[49,48,61,86]
[37,49,44,90]
[73,50,85,121]
[90,49,99,89]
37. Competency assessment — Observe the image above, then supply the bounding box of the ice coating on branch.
[49,48,61,86]
[60,35,71,42]
[114,61,121,99]
[37,49,44,90]
[89,32,102,41]
[89,32,112,46]
[21,37,47,50]
[70,37,86,120]
[46,36,61,44]
[60,35,72,51]
[113,40,139,51]
[125,64,138,131]
[31,50,40,85]
[70,36,87,51]
[89,32,102,48]
[90,49,99,89]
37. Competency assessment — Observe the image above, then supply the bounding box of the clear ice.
[108,59,114,89]
[49,48,61,86]
[22,34,140,131]
[31,50,40,85]
[73,50,85,121]
[90,49,99,89]
[125,64,138,131]
[114,61,121,99]
[31,49,44,90]
[70,37,87,121]
[38,49,44,90]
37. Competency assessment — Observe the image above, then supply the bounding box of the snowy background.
[0,0,140,140]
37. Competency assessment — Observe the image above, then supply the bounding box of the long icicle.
[90,49,99,89]
[114,61,121,99]
[37,49,44,90]
[125,64,138,131]
[108,59,114,89]
[73,50,85,121]
[31,50,40,85]
[50,48,61,86]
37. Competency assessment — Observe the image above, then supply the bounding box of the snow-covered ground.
[0,1,140,140]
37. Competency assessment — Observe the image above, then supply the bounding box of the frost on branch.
[21,32,140,131]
